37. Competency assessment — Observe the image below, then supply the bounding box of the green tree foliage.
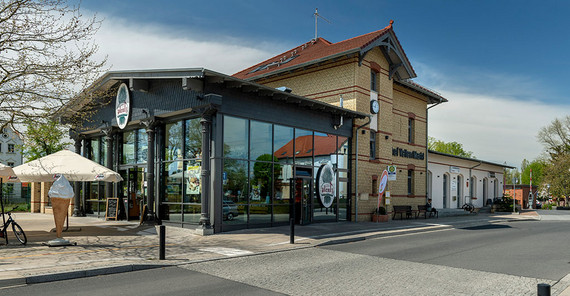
[542,153,570,199]
[428,137,475,158]
[503,168,520,184]
[537,116,570,199]
[22,120,71,161]
[520,159,546,185]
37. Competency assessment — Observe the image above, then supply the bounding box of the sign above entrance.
[317,162,336,208]
[392,147,424,160]
[116,83,130,129]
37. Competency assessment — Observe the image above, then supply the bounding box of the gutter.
[354,115,372,222]
[425,98,444,203]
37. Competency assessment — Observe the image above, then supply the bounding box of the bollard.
[537,283,551,296]
[290,218,294,244]
[159,225,166,260]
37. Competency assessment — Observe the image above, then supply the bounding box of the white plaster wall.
[428,153,506,209]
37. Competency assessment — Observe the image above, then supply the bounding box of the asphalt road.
[2,211,570,295]
[324,215,570,281]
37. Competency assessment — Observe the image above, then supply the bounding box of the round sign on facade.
[115,83,130,129]
[317,162,336,208]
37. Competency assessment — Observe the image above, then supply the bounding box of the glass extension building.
[63,69,365,233]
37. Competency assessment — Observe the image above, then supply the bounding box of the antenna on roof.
[313,8,331,41]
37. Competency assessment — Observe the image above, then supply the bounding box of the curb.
[0,264,170,288]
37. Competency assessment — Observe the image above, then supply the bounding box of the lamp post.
[512,177,517,213]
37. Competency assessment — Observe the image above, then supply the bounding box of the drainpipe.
[469,160,483,206]
[426,98,443,204]
[354,115,371,222]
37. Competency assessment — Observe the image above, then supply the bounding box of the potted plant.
[372,206,389,222]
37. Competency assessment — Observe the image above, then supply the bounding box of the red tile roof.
[274,134,346,159]
[233,21,413,80]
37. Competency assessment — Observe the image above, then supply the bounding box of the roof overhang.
[396,80,448,105]
[428,150,516,169]
[359,30,416,80]
[59,68,368,121]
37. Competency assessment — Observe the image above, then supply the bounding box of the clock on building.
[370,100,379,114]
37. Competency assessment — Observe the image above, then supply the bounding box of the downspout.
[426,98,443,203]
[469,160,483,205]
[354,115,371,222]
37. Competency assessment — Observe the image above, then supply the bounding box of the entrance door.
[292,177,313,225]
[120,167,146,220]
[443,174,448,208]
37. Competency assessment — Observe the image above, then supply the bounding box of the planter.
[372,214,389,222]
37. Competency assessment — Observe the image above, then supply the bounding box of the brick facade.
[251,48,431,221]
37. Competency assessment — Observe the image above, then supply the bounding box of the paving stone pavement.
[0,210,565,295]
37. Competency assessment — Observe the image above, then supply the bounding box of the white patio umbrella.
[13,150,123,183]
[12,150,123,246]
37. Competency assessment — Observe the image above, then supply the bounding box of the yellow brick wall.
[253,48,429,222]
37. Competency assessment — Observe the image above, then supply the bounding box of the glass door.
[292,177,313,225]
[120,167,146,220]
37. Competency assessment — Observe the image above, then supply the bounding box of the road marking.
[367,228,454,240]
[267,224,451,246]
[199,247,253,257]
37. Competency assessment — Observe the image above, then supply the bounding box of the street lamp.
[512,177,517,213]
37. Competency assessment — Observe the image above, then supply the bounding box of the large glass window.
[161,118,202,225]
[221,115,349,229]
[165,122,183,161]
[122,131,136,164]
[223,116,248,159]
[250,120,272,161]
[137,129,148,164]
[294,129,312,165]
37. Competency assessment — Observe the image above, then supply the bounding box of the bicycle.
[461,203,475,213]
[0,206,27,245]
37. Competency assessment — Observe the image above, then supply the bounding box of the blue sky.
[80,0,570,170]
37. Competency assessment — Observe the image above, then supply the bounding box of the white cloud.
[91,13,283,75]
[428,90,567,168]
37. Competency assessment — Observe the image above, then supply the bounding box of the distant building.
[504,185,538,209]
[0,127,23,202]
[428,150,514,209]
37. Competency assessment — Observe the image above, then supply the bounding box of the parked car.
[223,200,239,221]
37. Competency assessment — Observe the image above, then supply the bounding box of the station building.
[427,150,514,210]
[233,21,447,221]
[61,21,453,232]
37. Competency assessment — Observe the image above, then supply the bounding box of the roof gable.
[233,20,416,81]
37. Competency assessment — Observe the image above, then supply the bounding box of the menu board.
[105,197,119,221]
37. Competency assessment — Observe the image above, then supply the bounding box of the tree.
[537,116,570,161]
[503,168,520,184]
[428,137,475,158]
[21,119,71,161]
[0,0,106,132]
[537,116,570,201]
[520,159,546,186]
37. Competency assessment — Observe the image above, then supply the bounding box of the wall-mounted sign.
[317,162,336,208]
[116,83,130,129]
[450,166,460,173]
[489,172,496,178]
[387,165,397,181]
[392,147,424,160]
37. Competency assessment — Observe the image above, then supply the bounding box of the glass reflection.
[223,159,248,225]
[91,138,100,162]
[250,120,272,161]
[137,129,148,164]
[294,129,313,165]
[184,161,201,203]
[183,204,201,223]
[223,116,248,159]
[249,161,272,204]
[185,118,202,159]
[122,131,135,164]
[164,161,183,203]
[165,122,183,161]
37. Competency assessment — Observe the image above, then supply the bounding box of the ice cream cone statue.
[47,175,74,246]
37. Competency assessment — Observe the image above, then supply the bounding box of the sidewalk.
[0,210,539,288]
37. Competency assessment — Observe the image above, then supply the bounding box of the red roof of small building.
[274,134,345,159]
[233,21,414,81]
